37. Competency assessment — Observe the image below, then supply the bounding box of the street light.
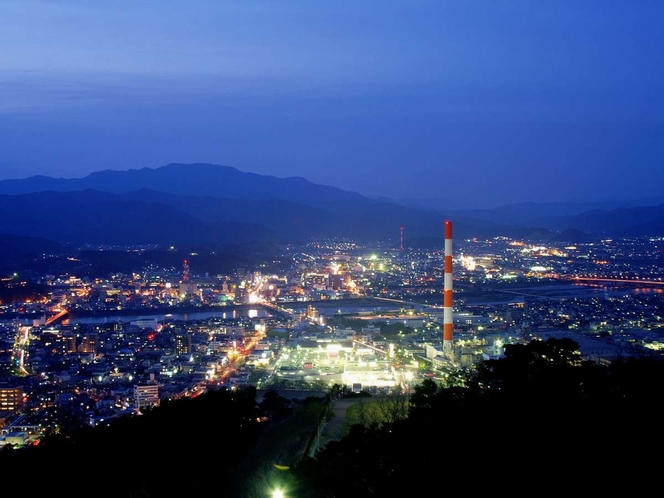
[271,489,285,498]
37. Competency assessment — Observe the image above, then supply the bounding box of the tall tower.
[400,226,404,251]
[182,259,190,282]
[443,220,454,355]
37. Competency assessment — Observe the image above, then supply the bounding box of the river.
[61,308,271,325]
[0,306,272,326]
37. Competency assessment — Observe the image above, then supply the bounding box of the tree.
[408,377,439,413]
[470,336,596,409]
[328,383,349,400]
[260,389,292,422]
[292,337,664,496]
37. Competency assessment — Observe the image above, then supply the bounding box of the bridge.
[259,300,295,316]
[372,296,429,310]
[45,308,69,326]
[569,277,664,286]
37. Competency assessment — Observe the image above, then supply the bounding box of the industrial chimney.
[443,220,454,355]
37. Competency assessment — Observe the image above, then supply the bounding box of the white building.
[133,383,160,413]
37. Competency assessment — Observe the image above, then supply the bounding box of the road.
[318,398,361,451]
[13,325,31,375]
[45,308,69,326]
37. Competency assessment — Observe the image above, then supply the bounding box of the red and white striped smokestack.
[443,220,453,353]
[400,226,404,251]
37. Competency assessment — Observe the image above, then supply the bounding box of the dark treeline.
[0,242,284,281]
[2,338,664,496]
[0,386,292,497]
[293,338,664,496]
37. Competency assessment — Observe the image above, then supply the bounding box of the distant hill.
[0,233,65,257]
[0,233,66,275]
[530,204,664,237]
[0,187,519,247]
[401,197,664,220]
[448,201,628,225]
[0,163,539,243]
[2,162,663,250]
[0,189,278,247]
[0,162,367,203]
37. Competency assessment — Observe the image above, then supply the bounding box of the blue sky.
[1,0,663,208]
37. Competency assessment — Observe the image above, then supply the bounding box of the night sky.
[1,1,663,209]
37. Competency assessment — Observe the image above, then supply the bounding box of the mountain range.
[0,162,662,257]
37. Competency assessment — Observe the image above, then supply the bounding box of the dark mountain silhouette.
[0,233,67,275]
[70,244,283,280]
[530,204,664,237]
[448,201,627,225]
[0,233,65,257]
[0,163,534,245]
[0,187,518,247]
[0,163,367,203]
[1,162,662,249]
[0,189,278,247]
[117,188,517,243]
[402,197,664,221]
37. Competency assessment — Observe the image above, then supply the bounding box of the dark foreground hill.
[2,337,663,497]
[295,339,664,496]
[0,386,328,498]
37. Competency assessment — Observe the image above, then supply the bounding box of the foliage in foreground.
[3,338,664,496]
[292,338,664,496]
[0,385,313,497]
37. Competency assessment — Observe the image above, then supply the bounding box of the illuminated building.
[0,384,23,413]
[79,333,98,354]
[175,331,193,355]
[134,383,160,413]
[40,330,77,355]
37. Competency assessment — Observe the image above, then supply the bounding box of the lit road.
[13,325,31,375]
[352,338,388,356]
[184,331,265,397]
[45,308,69,326]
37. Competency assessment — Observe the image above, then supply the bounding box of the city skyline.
[2,1,663,209]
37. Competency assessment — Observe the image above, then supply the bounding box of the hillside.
[2,338,663,496]
[0,163,662,252]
